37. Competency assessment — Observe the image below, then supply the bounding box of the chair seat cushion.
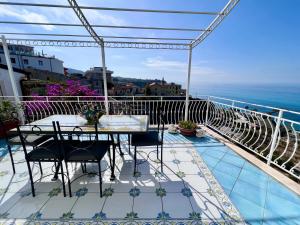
[64,140,111,162]
[131,131,162,146]
[27,140,61,161]
[9,134,52,146]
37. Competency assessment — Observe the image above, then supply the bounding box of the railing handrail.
[1,95,300,116]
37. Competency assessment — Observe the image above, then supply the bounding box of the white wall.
[0,68,24,97]
[0,53,64,74]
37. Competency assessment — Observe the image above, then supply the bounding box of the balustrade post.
[205,97,210,126]
[267,110,284,165]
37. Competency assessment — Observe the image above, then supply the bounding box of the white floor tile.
[102,193,133,218]
[71,193,105,218]
[162,193,193,218]
[133,193,162,218]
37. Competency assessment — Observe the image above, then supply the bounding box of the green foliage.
[178,120,197,130]
[0,101,18,121]
[80,104,104,125]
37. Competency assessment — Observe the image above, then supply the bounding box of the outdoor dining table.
[9,114,150,180]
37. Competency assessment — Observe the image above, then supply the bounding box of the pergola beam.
[0,21,206,32]
[0,32,194,41]
[191,0,240,48]
[0,2,221,15]
[5,38,190,50]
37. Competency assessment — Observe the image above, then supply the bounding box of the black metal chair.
[131,109,166,174]
[0,116,51,174]
[17,122,66,197]
[55,122,114,197]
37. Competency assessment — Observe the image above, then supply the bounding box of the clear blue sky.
[1,0,300,89]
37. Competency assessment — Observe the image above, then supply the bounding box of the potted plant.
[178,120,197,136]
[0,101,19,138]
[80,104,104,125]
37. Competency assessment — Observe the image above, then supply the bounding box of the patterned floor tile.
[133,193,162,218]
[162,193,193,218]
[102,193,133,218]
[71,193,106,218]
[39,195,77,219]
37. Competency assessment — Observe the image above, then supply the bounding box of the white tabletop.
[10,114,149,134]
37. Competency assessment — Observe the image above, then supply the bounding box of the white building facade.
[0,44,64,74]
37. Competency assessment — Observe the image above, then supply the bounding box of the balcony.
[0,96,299,225]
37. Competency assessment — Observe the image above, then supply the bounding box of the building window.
[38,60,43,66]
[11,58,16,63]
[23,59,29,65]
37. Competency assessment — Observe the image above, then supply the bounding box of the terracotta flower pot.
[178,127,196,136]
[0,120,19,138]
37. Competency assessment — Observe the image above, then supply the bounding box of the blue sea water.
[191,83,300,122]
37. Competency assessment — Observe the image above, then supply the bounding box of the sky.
[0,0,300,90]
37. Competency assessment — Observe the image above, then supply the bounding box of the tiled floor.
[1,133,300,225]
[192,135,300,225]
[0,134,243,224]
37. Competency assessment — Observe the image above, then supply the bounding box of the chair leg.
[26,161,35,197]
[161,145,163,173]
[81,163,85,173]
[84,163,87,173]
[134,146,137,175]
[7,144,16,174]
[60,162,66,197]
[98,162,102,197]
[128,134,131,154]
[39,161,43,175]
[117,134,124,156]
[157,145,159,159]
[65,162,72,197]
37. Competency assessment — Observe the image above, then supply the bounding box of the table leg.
[52,161,61,181]
[110,144,116,181]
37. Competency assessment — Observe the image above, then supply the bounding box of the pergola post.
[1,35,24,122]
[184,45,192,121]
[100,44,109,115]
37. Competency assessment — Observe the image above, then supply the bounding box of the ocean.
[190,83,300,122]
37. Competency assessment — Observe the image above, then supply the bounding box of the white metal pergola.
[0,0,239,120]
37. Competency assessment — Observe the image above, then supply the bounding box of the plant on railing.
[178,120,197,136]
[80,104,104,125]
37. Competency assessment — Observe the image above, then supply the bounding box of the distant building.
[112,83,141,96]
[147,78,184,96]
[0,44,64,74]
[0,64,27,96]
[85,67,113,95]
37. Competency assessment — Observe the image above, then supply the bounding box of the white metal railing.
[206,97,300,180]
[1,95,299,180]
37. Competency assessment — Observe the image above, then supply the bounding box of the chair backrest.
[55,121,101,161]
[17,122,58,159]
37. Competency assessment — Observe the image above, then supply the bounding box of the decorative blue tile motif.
[103,187,114,197]
[60,212,74,221]
[155,187,166,197]
[75,187,88,197]
[0,212,9,219]
[181,187,192,197]
[125,212,138,220]
[129,187,141,197]
[157,211,171,220]
[176,171,186,178]
[172,159,181,164]
[92,212,107,220]
[133,171,142,178]
[48,187,62,197]
[188,212,202,220]
[27,211,42,220]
